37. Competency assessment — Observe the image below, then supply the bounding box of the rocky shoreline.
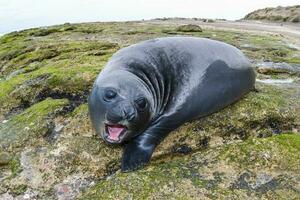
[0,21,299,199]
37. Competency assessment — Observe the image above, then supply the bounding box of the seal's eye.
[135,97,147,110]
[104,89,117,101]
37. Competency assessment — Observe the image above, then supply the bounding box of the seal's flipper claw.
[121,143,152,172]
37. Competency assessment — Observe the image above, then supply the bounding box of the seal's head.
[88,70,153,144]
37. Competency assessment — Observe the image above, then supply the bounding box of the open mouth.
[105,123,127,142]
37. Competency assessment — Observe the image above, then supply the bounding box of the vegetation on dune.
[244,5,300,23]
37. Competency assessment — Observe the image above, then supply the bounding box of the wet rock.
[256,78,294,84]
[44,121,65,144]
[171,144,193,155]
[255,61,300,75]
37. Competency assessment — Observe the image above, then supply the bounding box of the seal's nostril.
[107,112,123,124]
[122,109,135,121]
[127,113,135,121]
[122,109,128,118]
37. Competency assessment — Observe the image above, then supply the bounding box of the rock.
[0,152,11,166]
[256,78,295,85]
[203,19,215,23]
[79,134,300,199]
[0,193,13,200]
[241,44,260,51]
[54,174,93,200]
[0,21,299,199]
[0,98,69,151]
[255,61,300,75]
[176,24,203,32]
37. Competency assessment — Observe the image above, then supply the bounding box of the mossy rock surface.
[0,20,299,199]
[80,134,300,199]
[0,98,69,151]
[176,24,203,32]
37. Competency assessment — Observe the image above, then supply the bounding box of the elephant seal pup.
[88,37,256,171]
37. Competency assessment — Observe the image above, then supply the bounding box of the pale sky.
[0,0,299,34]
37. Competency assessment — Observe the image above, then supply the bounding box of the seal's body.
[89,37,256,171]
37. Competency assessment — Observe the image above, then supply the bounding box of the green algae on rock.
[79,134,300,199]
[152,82,298,159]
[176,24,203,32]
[0,30,119,119]
[0,151,11,166]
[0,20,299,199]
[0,98,69,151]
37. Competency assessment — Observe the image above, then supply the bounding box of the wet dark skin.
[88,37,256,171]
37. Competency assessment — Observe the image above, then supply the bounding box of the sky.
[0,0,299,34]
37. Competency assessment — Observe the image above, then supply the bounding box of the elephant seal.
[88,37,256,171]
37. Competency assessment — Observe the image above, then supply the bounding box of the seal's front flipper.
[121,134,157,172]
[121,116,182,172]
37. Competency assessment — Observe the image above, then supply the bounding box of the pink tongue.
[108,126,124,140]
